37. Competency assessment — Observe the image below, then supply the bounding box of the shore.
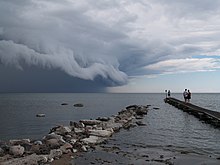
[0,104,148,165]
[51,134,220,165]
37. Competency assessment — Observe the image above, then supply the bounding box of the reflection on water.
[0,93,220,157]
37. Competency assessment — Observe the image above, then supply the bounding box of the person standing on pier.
[183,89,188,103]
[168,90,171,98]
[187,90,191,102]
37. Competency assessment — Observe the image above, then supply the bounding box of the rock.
[38,145,51,155]
[89,129,113,137]
[80,119,101,126]
[9,139,30,145]
[136,121,146,126]
[61,103,68,105]
[72,149,78,153]
[1,154,48,165]
[45,139,61,149]
[60,143,73,154]
[123,122,133,129]
[101,120,123,132]
[36,113,45,117]
[96,117,110,121]
[81,136,106,145]
[70,121,85,128]
[126,105,138,110]
[43,133,65,143]
[33,140,43,145]
[136,116,144,119]
[9,139,32,152]
[52,126,71,135]
[72,141,83,151]
[73,103,84,107]
[48,149,63,162]
[0,147,4,156]
[9,145,25,156]
[153,107,160,110]
[73,127,85,134]
[81,145,87,152]
[135,107,148,116]
[30,144,40,154]
[70,139,77,145]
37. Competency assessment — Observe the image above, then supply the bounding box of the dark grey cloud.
[0,64,106,92]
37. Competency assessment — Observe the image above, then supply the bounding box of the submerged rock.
[136,121,146,126]
[36,114,45,117]
[74,103,84,107]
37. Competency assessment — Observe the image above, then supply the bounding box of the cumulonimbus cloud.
[1,0,220,88]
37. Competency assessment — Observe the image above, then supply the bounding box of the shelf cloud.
[1,0,220,91]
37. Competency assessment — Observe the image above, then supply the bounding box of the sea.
[0,93,220,159]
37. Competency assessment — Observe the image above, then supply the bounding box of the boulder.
[70,121,85,128]
[43,133,65,143]
[135,107,148,115]
[101,120,123,132]
[45,139,60,149]
[38,144,51,155]
[1,154,48,165]
[9,145,25,156]
[89,129,113,137]
[60,143,73,154]
[73,127,85,134]
[52,126,71,135]
[73,103,84,107]
[136,121,146,126]
[36,114,45,117]
[81,145,87,152]
[61,103,68,105]
[80,119,101,126]
[48,149,63,162]
[96,117,110,121]
[126,105,138,110]
[33,140,43,145]
[81,136,106,145]
[9,139,32,152]
[0,147,4,156]
[9,139,30,145]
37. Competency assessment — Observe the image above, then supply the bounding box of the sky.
[0,0,220,93]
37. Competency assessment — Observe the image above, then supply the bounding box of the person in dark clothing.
[187,90,191,102]
[183,89,188,103]
[168,90,171,97]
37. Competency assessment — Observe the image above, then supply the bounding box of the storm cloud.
[1,0,220,92]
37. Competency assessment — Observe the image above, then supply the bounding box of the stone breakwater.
[0,105,148,165]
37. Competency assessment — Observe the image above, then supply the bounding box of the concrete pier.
[164,97,220,127]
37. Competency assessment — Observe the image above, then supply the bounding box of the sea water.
[0,93,220,157]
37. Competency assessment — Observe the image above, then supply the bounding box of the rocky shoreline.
[0,104,148,165]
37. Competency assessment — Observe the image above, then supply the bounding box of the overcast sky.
[0,0,220,93]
